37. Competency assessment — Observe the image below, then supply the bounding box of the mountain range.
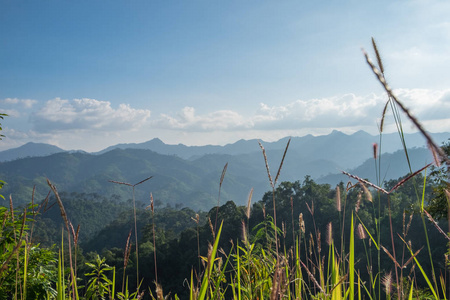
[0,130,448,210]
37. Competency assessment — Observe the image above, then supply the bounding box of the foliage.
[428,139,450,219]
[84,255,114,300]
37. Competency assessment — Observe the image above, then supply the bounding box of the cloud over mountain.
[30,98,151,133]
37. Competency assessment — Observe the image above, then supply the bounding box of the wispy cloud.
[30,98,151,132]
[151,89,450,134]
[1,98,37,109]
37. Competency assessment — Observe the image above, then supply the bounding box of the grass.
[1,40,449,299]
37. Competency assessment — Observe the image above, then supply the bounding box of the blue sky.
[1,0,450,151]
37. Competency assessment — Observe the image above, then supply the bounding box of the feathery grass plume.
[123,229,132,294]
[246,188,253,220]
[360,182,373,203]
[241,220,248,243]
[363,49,450,167]
[262,204,266,219]
[336,186,341,212]
[259,141,274,188]
[357,223,367,240]
[47,178,77,299]
[342,171,389,194]
[428,141,441,167]
[215,162,228,232]
[274,138,291,186]
[388,163,432,194]
[402,211,406,237]
[124,230,132,269]
[155,282,164,300]
[191,213,201,273]
[423,209,450,242]
[371,37,384,74]
[9,194,14,221]
[208,217,215,240]
[326,222,333,246]
[317,231,321,254]
[282,221,286,239]
[406,213,413,237]
[380,101,389,133]
[355,192,362,213]
[382,271,393,296]
[299,213,305,234]
[373,143,378,160]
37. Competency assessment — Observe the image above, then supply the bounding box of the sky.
[1,0,450,152]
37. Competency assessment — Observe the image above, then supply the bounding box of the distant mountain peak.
[0,142,65,162]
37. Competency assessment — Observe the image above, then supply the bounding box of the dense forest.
[2,168,449,298]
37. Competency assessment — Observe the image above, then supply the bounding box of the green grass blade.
[408,281,414,300]
[190,269,194,300]
[237,240,241,300]
[355,214,379,250]
[349,213,355,300]
[400,235,438,299]
[23,242,27,300]
[198,221,223,300]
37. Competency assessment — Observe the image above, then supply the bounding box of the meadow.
[0,40,449,299]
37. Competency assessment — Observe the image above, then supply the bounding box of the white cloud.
[1,98,37,108]
[154,107,250,131]
[31,98,151,133]
[2,109,20,118]
[151,89,450,136]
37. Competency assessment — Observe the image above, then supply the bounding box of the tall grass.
[1,39,449,299]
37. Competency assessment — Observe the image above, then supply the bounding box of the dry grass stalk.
[423,209,450,242]
[388,164,432,194]
[380,101,389,133]
[109,175,153,292]
[274,138,291,186]
[363,49,450,167]
[259,141,274,188]
[0,209,26,276]
[371,37,384,74]
[428,141,440,167]
[300,259,327,296]
[215,162,228,233]
[381,246,402,269]
[208,218,215,240]
[360,183,373,203]
[402,246,423,269]
[342,171,388,194]
[47,178,76,299]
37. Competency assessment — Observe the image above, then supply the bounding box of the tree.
[428,139,450,219]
